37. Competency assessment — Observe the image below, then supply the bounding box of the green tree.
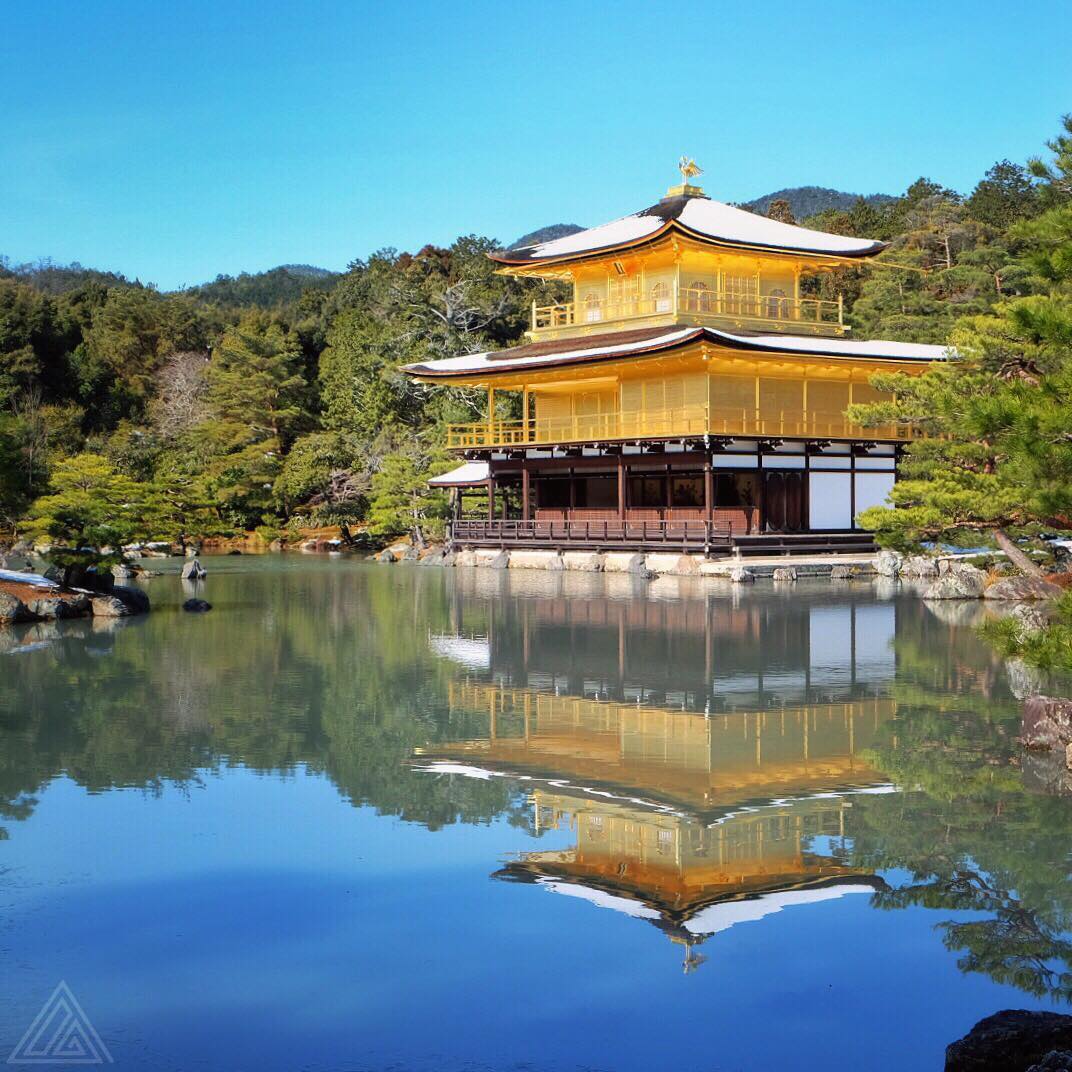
[1028,112,1072,208]
[196,314,308,528]
[22,452,153,583]
[966,160,1039,229]
[366,437,451,545]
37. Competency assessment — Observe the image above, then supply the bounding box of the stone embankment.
[379,544,1063,594]
[396,546,887,581]
[0,567,150,624]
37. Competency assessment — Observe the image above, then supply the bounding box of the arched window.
[766,288,789,320]
[584,293,603,323]
[686,280,711,313]
[651,281,670,313]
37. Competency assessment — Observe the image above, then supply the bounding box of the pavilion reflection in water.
[419,591,895,969]
[497,789,883,972]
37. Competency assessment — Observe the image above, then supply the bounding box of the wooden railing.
[450,518,734,552]
[532,287,843,335]
[445,404,911,449]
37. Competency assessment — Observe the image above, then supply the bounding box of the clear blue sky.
[2,0,1070,290]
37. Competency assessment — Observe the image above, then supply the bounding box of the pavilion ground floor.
[443,438,897,556]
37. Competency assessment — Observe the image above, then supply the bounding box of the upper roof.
[493,192,886,267]
[402,324,952,380]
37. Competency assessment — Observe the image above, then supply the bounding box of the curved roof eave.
[401,325,953,381]
[491,217,887,269]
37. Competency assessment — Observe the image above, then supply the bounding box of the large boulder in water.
[903,554,940,578]
[91,585,150,618]
[113,584,150,614]
[984,575,1063,601]
[946,1010,1072,1071]
[0,591,34,623]
[26,595,87,620]
[875,549,903,577]
[924,564,986,599]
[90,595,130,618]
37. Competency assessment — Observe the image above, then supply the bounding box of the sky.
[2,0,1071,290]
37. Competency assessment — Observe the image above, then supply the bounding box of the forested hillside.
[0,121,1067,547]
[743,186,894,218]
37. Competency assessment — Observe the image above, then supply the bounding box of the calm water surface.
[2,557,1071,1070]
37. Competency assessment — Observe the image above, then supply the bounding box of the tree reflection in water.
[2,562,1072,1001]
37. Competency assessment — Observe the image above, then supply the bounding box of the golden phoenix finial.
[678,156,703,184]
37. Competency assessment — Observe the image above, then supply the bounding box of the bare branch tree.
[151,350,210,439]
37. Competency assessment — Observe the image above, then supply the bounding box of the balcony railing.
[450,518,734,552]
[532,287,844,336]
[445,404,912,449]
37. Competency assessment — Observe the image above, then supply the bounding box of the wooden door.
[762,471,806,533]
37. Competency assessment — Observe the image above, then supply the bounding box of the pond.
[1,557,1070,1070]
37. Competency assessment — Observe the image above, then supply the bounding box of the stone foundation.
[430,549,879,577]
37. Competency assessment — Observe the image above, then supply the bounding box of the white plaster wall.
[809,471,853,530]
[854,472,896,519]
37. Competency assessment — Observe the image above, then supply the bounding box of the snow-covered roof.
[682,883,872,936]
[428,461,491,486]
[402,325,952,380]
[535,878,662,920]
[494,191,885,266]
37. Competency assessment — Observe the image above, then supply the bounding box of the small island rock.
[182,598,213,613]
[181,559,207,580]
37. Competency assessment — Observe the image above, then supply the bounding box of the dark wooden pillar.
[617,455,626,520]
[704,455,714,522]
[487,477,495,521]
[521,465,531,522]
[755,454,764,534]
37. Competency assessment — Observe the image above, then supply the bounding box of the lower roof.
[428,461,490,487]
[401,325,951,380]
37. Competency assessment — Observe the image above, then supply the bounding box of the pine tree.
[196,313,308,528]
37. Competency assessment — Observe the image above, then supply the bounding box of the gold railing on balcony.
[532,287,843,334]
[445,404,912,448]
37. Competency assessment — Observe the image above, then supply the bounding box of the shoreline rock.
[984,576,1063,601]
[924,564,987,600]
[946,1010,1072,1071]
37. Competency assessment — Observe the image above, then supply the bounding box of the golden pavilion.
[403,162,949,555]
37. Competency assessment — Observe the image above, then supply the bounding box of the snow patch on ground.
[0,568,56,588]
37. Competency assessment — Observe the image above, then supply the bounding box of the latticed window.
[723,274,758,315]
[685,280,711,313]
[651,281,670,313]
[584,293,603,323]
[766,287,789,319]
